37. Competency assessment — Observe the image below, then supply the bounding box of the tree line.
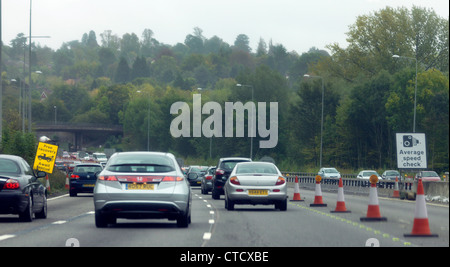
[1,6,448,173]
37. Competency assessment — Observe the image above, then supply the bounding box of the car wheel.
[212,189,220,199]
[225,195,234,211]
[35,194,48,219]
[95,211,109,228]
[277,198,287,211]
[70,190,77,197]
[19,195,33,222]
[177,212,189,228]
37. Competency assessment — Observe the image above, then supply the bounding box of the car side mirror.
[36,171,47,178]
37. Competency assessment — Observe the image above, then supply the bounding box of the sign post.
[33,142,58,173]
[396,133,427,169]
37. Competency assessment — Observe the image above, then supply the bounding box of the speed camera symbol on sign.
[402,135,420,147]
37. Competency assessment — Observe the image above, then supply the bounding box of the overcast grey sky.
[2,0,449,54]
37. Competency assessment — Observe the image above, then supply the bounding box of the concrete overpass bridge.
[34,122,123,151]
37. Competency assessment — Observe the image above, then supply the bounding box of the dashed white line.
[203,232,212,240]
[0,235,16,242]
[52,220,67,225]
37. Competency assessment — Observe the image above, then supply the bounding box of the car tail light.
[3,179,20,190]
[162,176,184,182]
[205,175,212,180]
[216,169,225,175]
[275,176,286,185]
[70,174,80,179]
[98,175,118,181]
[229,176,240,185]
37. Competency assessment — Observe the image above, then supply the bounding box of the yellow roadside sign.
[33,142,59,173]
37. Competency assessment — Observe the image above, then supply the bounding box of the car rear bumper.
[0,191,29,215]
[226,188,287,205]
[70,180,96,193]
[94,199,189,220]
[188,179,202,186]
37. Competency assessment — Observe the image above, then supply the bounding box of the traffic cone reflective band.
[290,176,304,201]
[391,176,400,198]
[45,174,51,192]
[331,178,350,213]
[404,179,438,237]
[360,175,386,221]
[65,173,70,189]
[310,175,327,207]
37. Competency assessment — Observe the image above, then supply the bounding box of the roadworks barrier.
[283,173,448,202]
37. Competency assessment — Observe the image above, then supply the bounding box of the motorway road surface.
[0,186,448,248]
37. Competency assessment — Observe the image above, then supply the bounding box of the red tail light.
[275,176,286,185]
[205,175,213,180]
[3,179,20,189]
[98,175,118,181]
[229,176,240,185]
[70,174,80,179]
[162,176,184,182]
[216,169,225,175]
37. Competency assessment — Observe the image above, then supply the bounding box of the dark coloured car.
[0,155,48,222]
[201,166,216,195]
[186,165,208,186]
[69,163,103,197]
[212,157,252,199]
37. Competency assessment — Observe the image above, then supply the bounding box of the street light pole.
[304,74,324,168]
[392,54,418,133]
[28,0,32,132]
[236,83,254,159]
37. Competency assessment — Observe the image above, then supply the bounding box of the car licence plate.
[126,183,155,190]
[83,184,95,188]
[248,190,268,196]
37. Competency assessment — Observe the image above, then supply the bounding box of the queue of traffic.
[0,150,445,226]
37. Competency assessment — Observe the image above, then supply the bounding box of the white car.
[224,162,288,211]
[93,152,192,228]
[318,167,341,179]
[356,170,382,180]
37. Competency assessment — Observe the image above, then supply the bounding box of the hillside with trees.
[1,6,448,172]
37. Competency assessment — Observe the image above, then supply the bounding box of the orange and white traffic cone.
[65,172,70,190]
[310,175,327,207]
[290,176,304,202]
[45,174,51,192]
[331,177,350,213]
[391,176,400,198]
[360,175,386,221]
[404,179,438,237]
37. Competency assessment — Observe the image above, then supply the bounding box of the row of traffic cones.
[290,175,438,237]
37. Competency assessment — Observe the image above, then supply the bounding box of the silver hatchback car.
[93,152,191,228]
[224,162,288,211]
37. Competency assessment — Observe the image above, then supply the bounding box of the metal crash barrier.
[281,172,441,200]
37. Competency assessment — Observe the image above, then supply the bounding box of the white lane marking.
[0,234,16,241]
[203,232,212,240]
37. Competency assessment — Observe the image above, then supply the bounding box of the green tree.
[317,6,449,82]
[115,57,130,83]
